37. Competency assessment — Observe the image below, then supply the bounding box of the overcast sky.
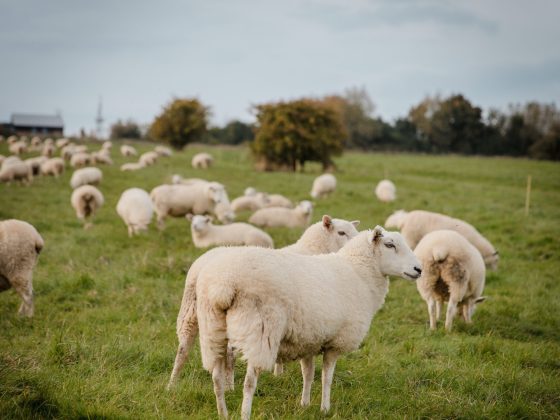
[1,0,559,136]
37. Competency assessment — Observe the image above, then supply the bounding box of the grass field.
[1,141,559,419]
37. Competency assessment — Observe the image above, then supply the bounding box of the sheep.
[40,158,65,177]
[91,150,113,165]
[9,141,27,155]
[192,152,213,169]
[2,156,22,169]
[70,167,102,189]
[31,136,42,147]
[310,173,336,199]
[7,135,18,144]
[0,161,32,184]
[0,219,44,317]
[194,227,421,419]
[139,151,158,166]
[249,200,313,228]
[61,144,76,160]
[102,141,112,150]
[25,156,48,176]
[384,210,499,270]
[384,209,408,229]
[120,144,137,157]
[0,155,4,165]
[188,214,273,248]
[231,193,270,213]
[150,182,234,229]
[375,179,396,202]
[70,152,91,168]
[244,187,257,196]
[41,143,56,157]
[120,162,145,172]
[116,188,154,237]
[171,174,207,185]
[414,230,486,331]
[155,145,173,157]
[167,215,361,390]
[56,138,70,148]
[71,185,104,228]
[266,193,294,208]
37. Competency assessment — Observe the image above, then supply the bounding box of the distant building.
[7,113,64,136]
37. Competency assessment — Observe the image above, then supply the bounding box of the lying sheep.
[70,167,102,189]
[266,194,293,208]
[414,230,486,331]
[194,227,421,419]
[40,158,65,177]
[310,173,336,198]
[188,214,273,248]
[385,209,499,270]
[70,152,91,168]
[0,161,32,184]
[171,175,207,185]
[120,145,137,157]
[0,219,44,317]
[249,200,313,228]
[102,141,112,150]
[155,145,173,157]
[120,162,145,171]
[116,188,154,237]
[168,215,361,390]
[192,152,213,169]
[71,185,104,228]
[231,193,270,213]
[150,182,234,228]
[375,179,396,202]
[25,156,48,176]
[139,151,158,166]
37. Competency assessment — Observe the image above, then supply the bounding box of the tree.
[529,121,560,160]
[251,99,345,171]
[148,98,209,149]
[110,119,141,139]
[205,120,254,145]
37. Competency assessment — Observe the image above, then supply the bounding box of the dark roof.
[11,113,64,128]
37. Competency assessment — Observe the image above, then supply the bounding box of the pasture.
[1,141,559,419]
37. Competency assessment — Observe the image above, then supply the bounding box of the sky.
[1,0,559,136]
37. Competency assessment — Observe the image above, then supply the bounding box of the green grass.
[1,141,559,419]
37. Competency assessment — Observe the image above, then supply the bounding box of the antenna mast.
[95,97,104,139]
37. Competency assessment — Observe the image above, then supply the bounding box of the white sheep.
[9,141,27,155]
[116,188,154,237]
[414,230,486,331]
[385,210,499,269]
[2,156,22,169]
[192,152,213,169]
[31,136,42,147]
[120,144,138,157]
[40,158,65,177]
[71,185,104,228]
[70,167,102,189]
[0,161,32,184]
[266,194,293,208]
[150,183,234,229]
[61,144,76,160]
[7,135,18,144]
[0,219,44,317]
[120,162,145,171]
[70,152,92,168]
[375,179,396,202]
[92,150,113,165]
[167,215,361,390]
[244,187,257,196]
[155,145,173,157]
[25,156,48,176]
[56,138,70,148]
[194,227,420,419]
[231,193,270,212]
[187,214,273,248]
[310,173,336,199]
[139,151,158,166]
[249,200,313,228]
[102,141,112,150]
[171,175,207,185]
[41,143,56,157]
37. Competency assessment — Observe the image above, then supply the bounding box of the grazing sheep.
[120,162,145,171]
[139,151,158,166]
[0,219,44,317]
[40,158,65,177]
[0,161,32,183]
[2,156,22,170]
[194,227,420,419]
[310,173,336,199]
[150,183,234,228]
[70,152,91,168]
[41,143,56,157]
[120,145,138,157]
[168,215,361,390]
[25,156,48,176]
[375,179,396,202]
[9,141,27,155]
[414,230,486,331]
[56,138,70,148]
[71,185,104,228]
[70,167,102,189]
[249,200,313,228]
[384,210,499,270]
[188,214,273,248]
[155,145,173,157]
[231,193,270,213]
[116,188,154,237]
[192,152,213,169]
[31,136,42,147]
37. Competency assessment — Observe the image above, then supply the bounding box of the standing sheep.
[25,156,48,176]
[0,161,32,184]
[194,227,421,419]
[375,179,396,202]
[120,162,145,171]
[192,152,213,169]
[40,158,65,177]
[414,230,486,331]
[70,152,92,168]
[0,219,44,317]
[187,214,273,248]
[116,188,154,237]
[310,173,336,199]
[70,167,102,189]
[249,200,313,228]
[9,141,27,155]
[384,209,499,270]
[120,144,138,157]
[71,185,104,228]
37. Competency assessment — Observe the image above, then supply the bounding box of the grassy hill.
[1,141,559,419]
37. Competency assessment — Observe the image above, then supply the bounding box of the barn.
[9,113,64,136]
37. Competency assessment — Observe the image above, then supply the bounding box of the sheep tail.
[35,234,45,255]
[432,244,449,263]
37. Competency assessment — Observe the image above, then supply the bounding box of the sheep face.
[297,200,313,215]
[370,226,422,280]
[244,187,257,197]
[323,215,360,250]
[214,202,235,224]
[484,252,499,271]
[189,215,212,233]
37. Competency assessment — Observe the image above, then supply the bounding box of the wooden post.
[525,175,532,216]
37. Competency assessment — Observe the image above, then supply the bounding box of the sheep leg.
[241,364,260,420]
[427,298,437,330]
[436,300,442,320]
[167,332,198,390]
[445,299,458,331]
[212,358,228,419]
[225,344,235,391]
[273,362,284,376]
[462,302,473,324]
[127,225,134,237]
[300,356,314,407]
[320,350,339,413]
[12,273,34,317]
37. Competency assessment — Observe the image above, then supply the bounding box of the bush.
[110,120,141,140]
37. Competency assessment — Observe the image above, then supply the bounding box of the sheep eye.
[385,243,395,249]
[337,231,346,236]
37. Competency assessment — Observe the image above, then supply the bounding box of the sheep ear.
[206,215,214,223]
[322,215,333,230]
[368,225,384,244]
[351,220,360,228]
[475,296,486,303]
[186,213,194,221]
